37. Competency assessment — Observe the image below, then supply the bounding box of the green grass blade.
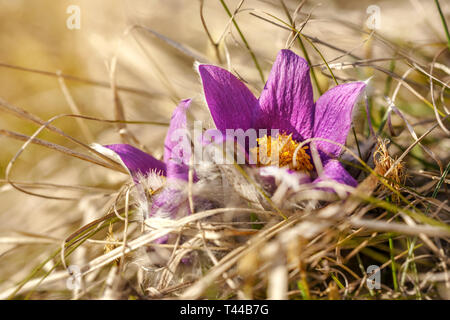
[434,0,450,51]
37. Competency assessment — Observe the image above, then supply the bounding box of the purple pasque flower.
[197,49,366,188]
[102,99,192,219]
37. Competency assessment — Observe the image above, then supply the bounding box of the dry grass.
[0,0,449,300]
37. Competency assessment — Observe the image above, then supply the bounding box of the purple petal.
[313,82,366,157]
[153,234,169,245]
[104,144,166,179]
[201,128,254,165]
[259,166,311,192]
[198,64,260,133]
[151,186,189,219]
[164,99,192,181]
[312,159,357,187]
[258,49,314,141]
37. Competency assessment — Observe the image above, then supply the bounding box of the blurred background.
[0,0,448,297]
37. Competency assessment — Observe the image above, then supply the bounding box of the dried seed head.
[373,138,406,200]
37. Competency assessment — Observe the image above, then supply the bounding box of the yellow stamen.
[250,133,313,172]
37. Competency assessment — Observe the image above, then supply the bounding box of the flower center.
[250,133,313,172]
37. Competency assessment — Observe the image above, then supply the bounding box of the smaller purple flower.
[98,99,192,220]
[197,49,366,188]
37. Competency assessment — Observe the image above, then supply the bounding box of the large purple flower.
[98,99,192,219]
[198,49,366,187]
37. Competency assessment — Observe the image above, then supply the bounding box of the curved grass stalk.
[219,0,265,84]
[8,210,130,300]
